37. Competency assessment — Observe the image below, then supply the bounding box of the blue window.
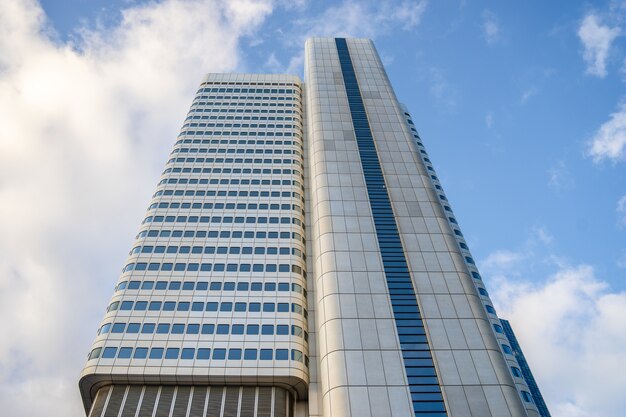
[172,324,184,334]
[118,347,132,359]
[133,348,148,359]
[471,271,482,280]
[275,349,288,360]
[177,302,190,311]
[478,288,488,296]
[156,324,170,334]
[165,348,179,359]
[217,324,229,334]
[213,349,226,360]
[276,325,289,335]
[521,391,533,403]
[120,301,133,310]
[111,323,125,333]
[493,324,504,333]
[502,344,513,354]
[149,348,164,359]
[181,348,195,360]
[228,349,242,360]
[234,302,246,312]
[511,366,522,377]
[126,323,140,333]
[261,325,274,335]
[220,302,232,312]
[187,324,199,334]
[244,349,257,360]
[202,324,215,334]
[197,348,210,360]
[141,323,155,334]
[277,303,289,312]
[206,302,218,311]
[192,302,204,311]
[263,303,275,312]
[259,349,273,360]
[102,347,117,359]
[163,302,176,311]
[232,324,244,335]
[485,305,496,315]
[247,325,259,335]
[149,301,161,311]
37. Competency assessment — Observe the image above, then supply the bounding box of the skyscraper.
[80,38,547,417]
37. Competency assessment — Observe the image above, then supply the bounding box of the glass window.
[165,348,179,359]
[156,324,170,334]
[133,347,148,359]
[197,348,210,360]
[126,323,140,333]
[172,324,185,334]
[142,323,155,334]
[259,349,273,360]
[217,324,229,334]
[111,323,125,333]
[261,325,274,335]
[244,349,257,360]
[502,344,513,355]
[149,348,164,359]
[102,347,117,359]
[118,347,132,359]
[181,348,195,360]
[228,349,242,360]
[213,349,226,360]
[187,324,199,334]
[511,366,522,378]
[232,324,244,335]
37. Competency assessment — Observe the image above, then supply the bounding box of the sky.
[0,0,625,416]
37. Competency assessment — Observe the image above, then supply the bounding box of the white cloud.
[547,160,574,190]
[429,67,458,110]
[485,112,494,128]
[617,195,626,227]
[587,100,626,162]
[520,86,538,104]
[490,264,626,417]
[578,13,620,77]
[482,10,501,44]
[0,0,273,416]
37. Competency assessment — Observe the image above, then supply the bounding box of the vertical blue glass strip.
[335,38,446,417]
[501,320,551,417]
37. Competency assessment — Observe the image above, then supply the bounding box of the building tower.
[80,38,548,417]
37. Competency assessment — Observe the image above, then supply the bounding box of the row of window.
[171,147,299,156]
[115,280,306,295]
[174,138,300,146]
[130,245,303,257]
[187,108,297,115]
[157,178,299,186]
[163,167,301,176]
[99,322,307,339]
[182,123,297,130]
[122,261,304,275]
[197,87,297,94]
[186,115,296,122]
[148,202,299,212]
[153,189,302,199]
[167,158,300,166]
[406,112,532,404]
[89,346,306,364]
[191,102,296,109]
[141,215,302,226]
[194,97,296,104]
[106,300,307,316]
[136,229,303,242]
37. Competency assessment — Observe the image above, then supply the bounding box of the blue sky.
[1,1,625,416]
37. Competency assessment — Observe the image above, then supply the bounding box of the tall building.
[80,38,547,417]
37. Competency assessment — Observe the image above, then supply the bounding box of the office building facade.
[80,38,546,417]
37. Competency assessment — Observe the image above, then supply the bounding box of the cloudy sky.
[1,0,625,416]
